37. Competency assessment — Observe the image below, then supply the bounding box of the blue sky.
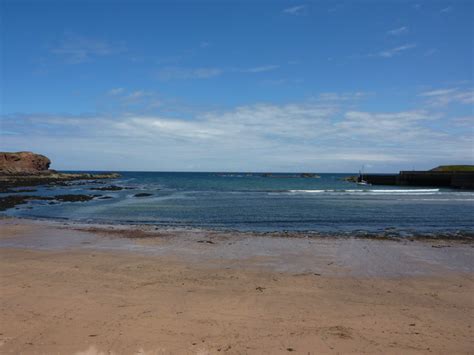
[1,0,473,172]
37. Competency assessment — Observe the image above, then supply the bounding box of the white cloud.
[424,48,438,57]
[440,6,452,13]
[122,90,154,104]
[156,65,281,80]
[376,43,417,58]
[4,94,472,172]
[156,67,223,80]
[317,92,371,102]
[337,110,441,143]
[283,5,307,15]
[103,88,164,110]
[420,89,457,97]
[107,88,125,96]
[239,65,280,73]
[51,33,126,64]
[420,88,474,106]
[453,116,474,128]
[387,26,409,36]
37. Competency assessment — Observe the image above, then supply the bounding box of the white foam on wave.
[410,198,474,201]
[286,188,442,194]
[367,189,440,193]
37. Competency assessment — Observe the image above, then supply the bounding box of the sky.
[0,0,473,172]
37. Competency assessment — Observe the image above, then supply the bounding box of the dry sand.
[0,218,473,354]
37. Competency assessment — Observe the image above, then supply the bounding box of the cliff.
[0,152,51,175]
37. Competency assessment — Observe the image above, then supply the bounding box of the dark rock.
[341,175,358,182]
[0,172,121,189]
[90,185,124,191]
[300,173,320,178]
[98,196,113,200]
[0,195,54,211]
[54,194,97,202]
[134,193,153,197]
[0,188,38,193]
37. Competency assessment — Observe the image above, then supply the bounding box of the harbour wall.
[361,171,474,189]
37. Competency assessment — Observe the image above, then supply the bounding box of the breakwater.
[361,171,474,189]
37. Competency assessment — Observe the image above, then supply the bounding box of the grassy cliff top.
[430,165,474,172]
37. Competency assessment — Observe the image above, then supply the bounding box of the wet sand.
[0,218,473,354]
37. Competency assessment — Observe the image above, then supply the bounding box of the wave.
[287,189,441,194]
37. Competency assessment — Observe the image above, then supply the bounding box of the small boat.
[357,167,370,185]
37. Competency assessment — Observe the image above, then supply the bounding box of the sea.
[4,172,474,236]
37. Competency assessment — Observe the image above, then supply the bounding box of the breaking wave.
[285,189,442,195]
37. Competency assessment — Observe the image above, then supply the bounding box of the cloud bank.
[2,92,472,172]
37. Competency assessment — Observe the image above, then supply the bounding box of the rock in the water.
[300,173,320,178]
[0,195,54,211]
[54,194,98,202]
[341,176,358,182]
[91,185,124,191]
[134,193,153,197]
[0,194,100,211]
[0,152,51,175]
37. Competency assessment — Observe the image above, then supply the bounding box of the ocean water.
[3,172,474,234]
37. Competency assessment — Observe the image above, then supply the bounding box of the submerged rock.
[0,194,102,211]
[0,195,54,211]
[54,194,98,202]
[300,173,320,178]
[341,176,358,182]
[91,185,124,191]
[134,193,153,198]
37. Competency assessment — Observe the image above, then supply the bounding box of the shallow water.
[3,171,474,234]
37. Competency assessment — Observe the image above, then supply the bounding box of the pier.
[360,171,474,189]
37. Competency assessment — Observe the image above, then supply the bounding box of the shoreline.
[1,217,473,277]
[2,215,474,242]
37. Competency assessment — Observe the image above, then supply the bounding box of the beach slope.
[0,220,472,354]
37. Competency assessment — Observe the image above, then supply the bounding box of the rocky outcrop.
[0,194,102,211]
[341,175,358,183]
[0,151,120,188]
[0,152,51,175]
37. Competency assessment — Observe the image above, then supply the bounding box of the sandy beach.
[0,218,473,354]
